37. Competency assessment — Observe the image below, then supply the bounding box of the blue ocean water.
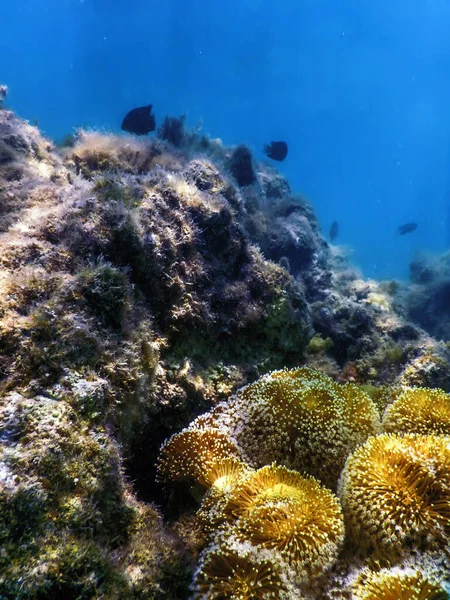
[2,0,450,280]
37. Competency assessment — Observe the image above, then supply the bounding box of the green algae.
[77,262,131,331]
[306,333,334,355]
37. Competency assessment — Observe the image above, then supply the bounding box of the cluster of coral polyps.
[350,568,448,600]
[157,367,450,598]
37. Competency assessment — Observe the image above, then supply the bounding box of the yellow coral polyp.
[352,569,448,600]
[206,457,251,493]
[224,464,344,576]
[157,427,243,488]
[226,369,380,489]
[382,387,450,435]
[193,535,288,599]
[338,433,450,560]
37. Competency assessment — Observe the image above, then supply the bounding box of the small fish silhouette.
[121,105,156,135]
[398,222,418,235]
[329,220,339,241]
[263,141,288,161]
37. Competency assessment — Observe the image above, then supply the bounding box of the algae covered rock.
[0,100,315,597]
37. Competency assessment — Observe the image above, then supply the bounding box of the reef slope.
[0,92,449,597]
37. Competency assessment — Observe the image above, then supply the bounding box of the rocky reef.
[393,250,450,344]
[0,87,449,597]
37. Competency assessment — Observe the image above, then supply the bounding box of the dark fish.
[263,141,288,161]
[121,105,156,135]
[329,220,339,241]
[398,222,418,235]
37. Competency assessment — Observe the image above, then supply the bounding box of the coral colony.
[158,368,450,598]
[0,87,449,597]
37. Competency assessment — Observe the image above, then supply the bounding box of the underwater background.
[2,2,450,597]
[2,0,450,278]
